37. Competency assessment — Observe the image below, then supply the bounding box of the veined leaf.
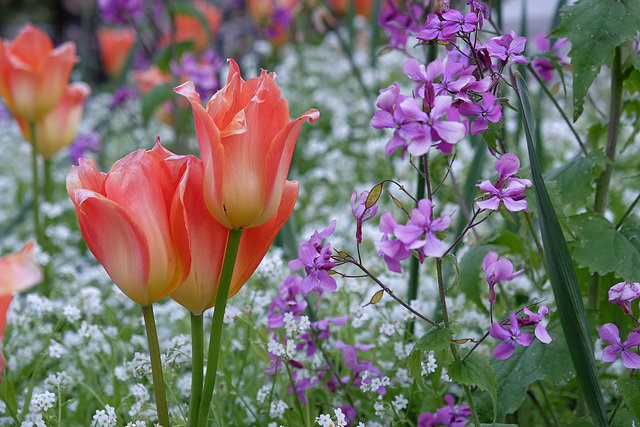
[513,71,608,427]
[554,0,640,121]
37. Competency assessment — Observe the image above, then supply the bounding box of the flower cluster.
[599,281,640,369]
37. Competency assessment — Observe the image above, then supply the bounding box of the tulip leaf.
[491,322,573,416]
[569,212,640,282]
[616,376,640,421]
[554,0,640,121]
[513,71,608,427]
[140,83,175,125]
[447,353,497,422]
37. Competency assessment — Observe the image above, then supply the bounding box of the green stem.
[284,361,307,426]
[189,314,204,427]
[29,122,42,245]
[141,304,170,427]
[589,45,623,312]
[197,229,243,426]
[437,259,480,426]
[43,158,53,203]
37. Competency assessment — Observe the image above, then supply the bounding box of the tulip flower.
[0,241,44,383]
[66,143,191,306]
[0,23,78,122]
[175,59,319,230]
[16,82,91,159]
[97,27,136,78]
[159,0,222,52]
[158,147,298,315]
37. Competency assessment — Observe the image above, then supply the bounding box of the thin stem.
[589,45,623,311]
[527,390,553,427]
[29,122,42,245]
[284,361,307,426]
[436,259,449,328]
[141,304,170,427]
[527,63,588,156]
[188,314,204,427]
[615,191,640,230]
[197,229,243,427]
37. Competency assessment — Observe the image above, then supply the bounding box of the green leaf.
[0,376,18,419]
[546,150,609,206]
[569,212,640,282]
[407,328,453,397]
[616,375,640,421]
[481,115,504,153]
[447,353,497,421]
[491,322,574,416]
[440,253,460,290]
[513,71,608,427]
[140,83,175,125]
[554,0,640,121]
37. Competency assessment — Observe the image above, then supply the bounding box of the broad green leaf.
[554,0,640,121]
[611,409,638,427]
[406,328,452,397]
[440,254,460,290]
[491,322,573,416]
[569,212,640,281]
[140,83,175,125]
[546,150,609,206]
[616,372,640,421]
[513,71,608,427]
[447,353,497,421]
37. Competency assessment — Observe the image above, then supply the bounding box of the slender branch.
[615,191,640,231]
[527,390,553,427]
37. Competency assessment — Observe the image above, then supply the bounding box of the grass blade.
[512,71,608,427]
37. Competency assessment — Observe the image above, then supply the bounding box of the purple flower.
[351,190,379,243]
[370,82,412,156]
[608,281,640,316]
[482,251,524,305]
[170,51,222,101]
[532,34,568,81]
[599,323,640,369]
[379,0,423,50]
[109,86,138,109]
[402,57,443,100]
[441,9,478,39]
[69,131,102,165]
[519,306,552,343]
[490,311,532,359]
[395,199,451,260]
[288,371,319,404]
[476,153,532,212]
[417,13,451,42]
[467,0,488,29]
[418,394,471,427]
[458,92,502,135]
[485,31,528,64]
[288,221,338,296]
[375,212,413,273]
[98,0,144,24]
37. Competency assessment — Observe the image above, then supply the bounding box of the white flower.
[378,323,395,336]
[223,306,241,324]
[392,394,409,411]
[256,385,270,403]
[62,305,81,322]
[93,404,117,426]
[48,340,65,359]
[31,391,55,412]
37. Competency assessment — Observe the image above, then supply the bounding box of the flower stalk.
[29,121,42,245]
[141,304,170,427]
[197,228,243,426]
[188,314,204,427]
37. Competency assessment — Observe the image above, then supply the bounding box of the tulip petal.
[73,189,151,305]
[0,241,43,295]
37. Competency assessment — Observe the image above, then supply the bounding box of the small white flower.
[48,340,65,359]
[392,394,409,411]
[378,323,395,336]
[62,305,81,322]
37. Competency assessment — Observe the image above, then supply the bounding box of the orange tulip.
[0,241,43,383]
[0,23,77,122]
[159,0,222,52]
[161,149,298,315]
[97,27,136,78]
[66,143,191,306]
[16,82,91,159]
[175,59,319,230]
[132,65,174,125]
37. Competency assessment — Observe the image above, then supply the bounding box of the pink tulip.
[0,23,78,122]
[175,58,319,230]
[163,149,298,315]
[97,27,136,78]
[67,143,191,306]
[0,241,43,383]
[16,82,91,159]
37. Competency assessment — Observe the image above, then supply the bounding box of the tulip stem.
[141,304,171,427]
[197,229,243,427]
[29,122,42,245]
[188,314,204,427]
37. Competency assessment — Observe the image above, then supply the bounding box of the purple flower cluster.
[378,0,424,51]
[418,394,472,427]
[98,0,144,24]
[599,323,640,369]
[376,199,450,273]
[532,34,568,82]
[170,51,223,101]
[476,153,532,212]
[417,9,478,43]
[69,131,102,165]
[289,221,338,296]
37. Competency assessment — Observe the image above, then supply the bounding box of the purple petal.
[421,233,447,258]
[502,197,528,212]
[477,197,501,211]
[623,331,640,348]
[599,323,621,345]
[432,120,466,145]
[602,345,622,363]
[495,153,520,177]
[489,323,511,341]
[535,324,552,344]
[482,251,499,272]
[516,332,533,347]
[620,350,640,369]
[493,341,515,359]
